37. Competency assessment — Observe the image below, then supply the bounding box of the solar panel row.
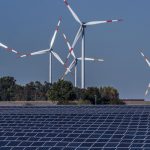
[1,105,150,114]
[0,106,150,149]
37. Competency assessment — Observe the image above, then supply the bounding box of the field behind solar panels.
[0,106,150,150]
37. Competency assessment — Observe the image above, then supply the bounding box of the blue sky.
[0,0,150,99]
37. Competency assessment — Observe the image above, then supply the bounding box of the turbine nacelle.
[82,23,86,28]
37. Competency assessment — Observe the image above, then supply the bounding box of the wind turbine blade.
[145,83,150,96]
[67,59,76,72]
[64,0,82,25]
[51,50,73,74]
[30,49,50,55]
[0,42,8,49]
[72,26,82,49]
[50,18,61,50]
[20,54,29,58]
[145,88,149,96]
[78,57,104,62]
[85,19,122,26]
[0,42,20,54]
[51,51,64,65]
[63,33,71,49]
[20,49,50,58]
[11,50,18,54]
[84,58,104,61]
[140,51,150,67]
[62,33,76,59]
[97,58,104,62]
[66,26,82,60]
[62,59,76,79]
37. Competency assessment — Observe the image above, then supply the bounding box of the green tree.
[34,81,44,101]
[99,86,120,104]
[13,85,25,101]
[0,76,16,101]
[83,87,100,104]
[0,76,123,105]
[24,82,36,101]
[43,81,52,100]
[48,80,76,103]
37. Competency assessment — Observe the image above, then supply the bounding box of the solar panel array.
[0,105,150,150]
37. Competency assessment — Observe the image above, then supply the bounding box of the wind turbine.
[140,51,150,96]
[64,0,122,89]
[20,18,66,84]
[62,32,104,87]
[0,42,20,55]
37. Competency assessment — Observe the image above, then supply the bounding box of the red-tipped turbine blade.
[72,26,82,49]
[66,26,82,61]
[20,49,50,58]
[140,51,150,67]
[84,57,104,62]
[61,59,76,80]
[64,0,82,25]
[50,18,61,50]
[85,19,122,26]
[62,33,76,59]
[77,57,104,62]
[0,42,20,54]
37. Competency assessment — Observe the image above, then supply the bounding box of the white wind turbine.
[140,51,150,96]
[62,32,104,87]
[20,18,67,84]
[64,0,122,89]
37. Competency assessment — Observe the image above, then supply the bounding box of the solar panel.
[1,106,150,149]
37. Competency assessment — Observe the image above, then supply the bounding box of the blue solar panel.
[0,141,9,147]
[37,147,50,150]
[1,106,150,149]
[19,142,32,146]
[23,147,38,150]
[0,147,12,150]
[12,147,25,150]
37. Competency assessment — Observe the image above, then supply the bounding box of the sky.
[0,0,150,100]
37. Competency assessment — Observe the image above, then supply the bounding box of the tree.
[43,81,52,100]
[48,80,76,102]
[83,87,101,104]
[13,85,25,101]
[99,86,120,104]
[0,76,16,101]
[73,87,85,100]
[0,76,123,105]
[24,82,36,101]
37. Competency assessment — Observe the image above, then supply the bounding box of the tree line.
[0,76,51,101]
[0,76,124,104]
